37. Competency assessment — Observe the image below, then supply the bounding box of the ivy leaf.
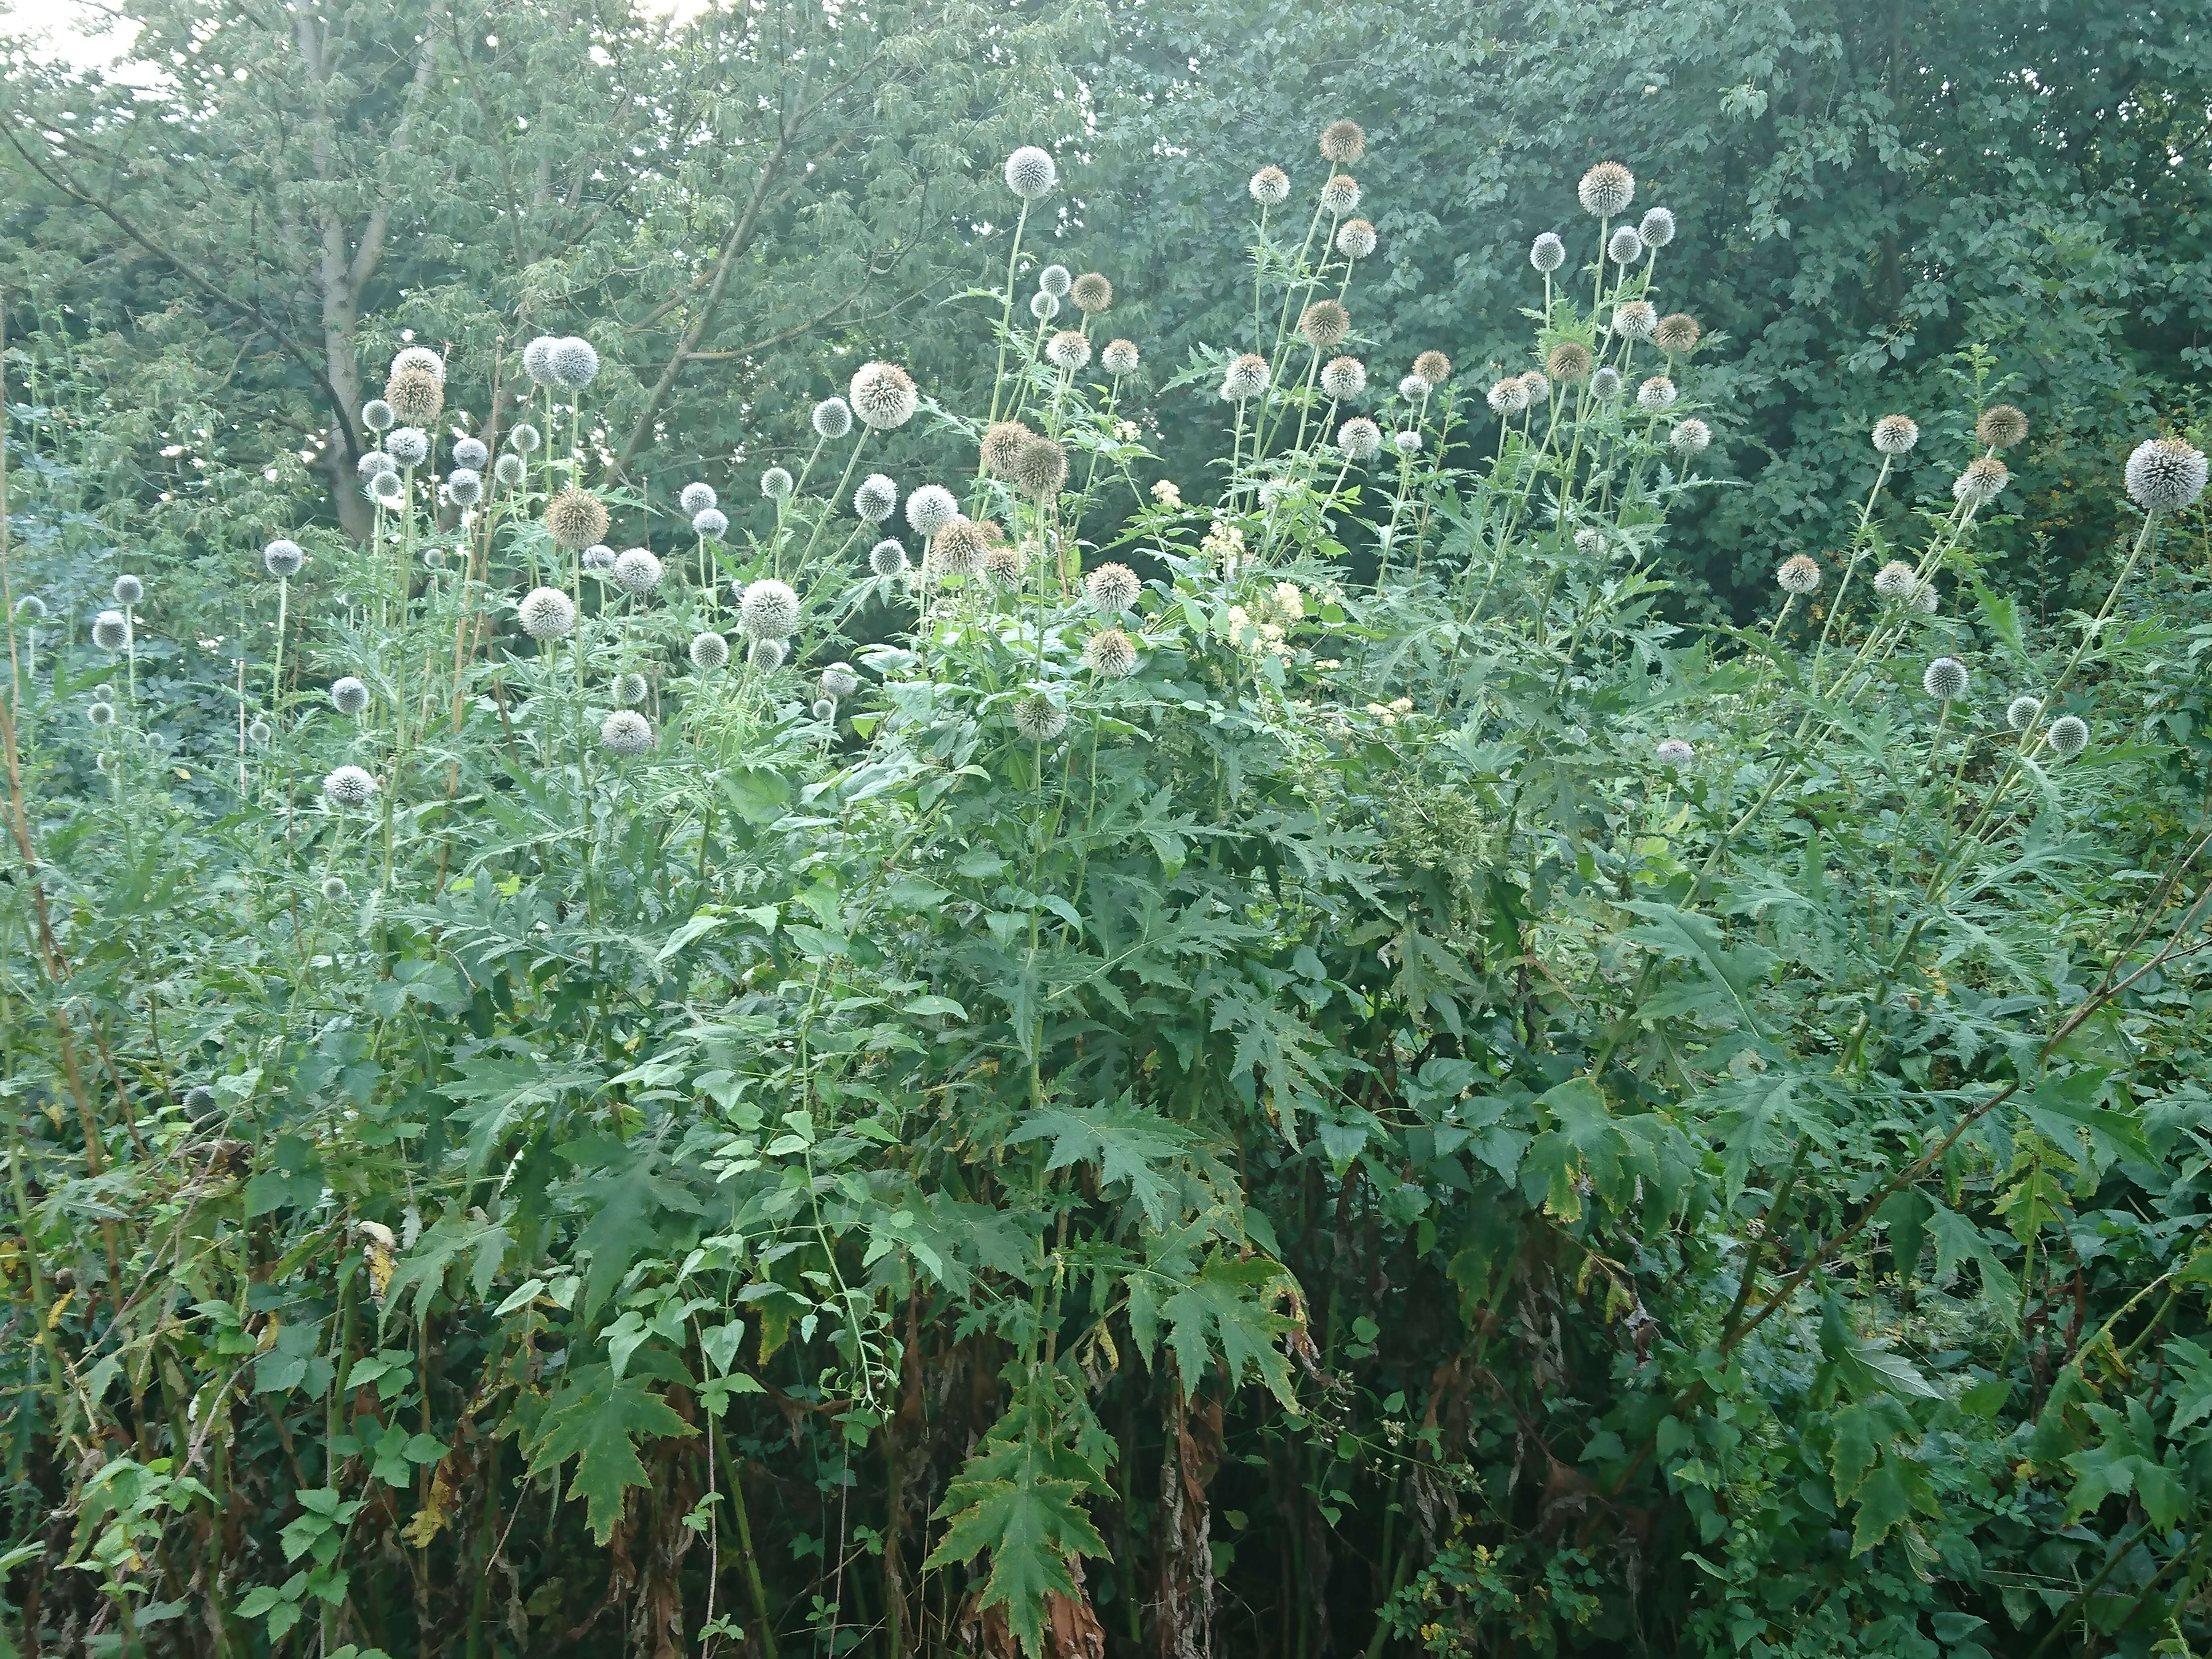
[526,1362,695,1544]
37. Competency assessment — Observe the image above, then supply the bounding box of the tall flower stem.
[984,200,1033,436]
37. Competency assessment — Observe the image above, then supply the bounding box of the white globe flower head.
[1776,554,1822,595]
[1578,161,1635,218]
[1047,330,1092,371]
[2006,694,2042,732]
[1637,376,1677,412]
[1031,290,1062,323]
[321,875,349,902]
[1005,145,1058,201]
[508,422,541,454]
[1336,218,1377,259]
[1871,414,1919,455]
[1575,528,1604,557]
[855,474,899,524]
[1922,656,1968,701]
[1395,429,1423,454]
[323,764,378,808]
[1220,354,1271,402]
[906,484,959,538]
[87,699,115,728]
[761,466,794,501]
[600,709,652,755]
[392,344,445,382]
[739,577,800,640]
[747,636,788,671]
[583,544,617,572]
[1530,232,1565,272]
[1873,560,1919,601]
[1084,627,1140,678]
[1654,738,1695,767]
[1249,165,1291,207]
[692,507,729,540]
[330,676,371,716]
[811,697,839,722]
[361,398,395,432]
[1337,417,1383,460]
[452,436,489,470]
[812,396,852,439]
[850,361,918,430]
[111,573,143,606]
[1670,418,1712,457]
[1611,301,1658,341]
[92,610,130,651]
[614,672,649,706]
[518,585,576,640]
[869,538,910,576]
[549,336,600,389]
[1607,225,1645,265]
[446,468,483,507]
[247,718,271,745]
[1637,206,1676,247]
[680,481,718,516]
[1015,694,1068,742]
[1487,377,1529,416]
[494,453,525,487]
[690,631,730,671]
[1039,263,1073,298]
[370,470,406,507]
[357,451,396,481]
[386,427,429,468]
[821,662,862,699]
[522,335,558,385]
[1320,356,1367,401]
[2047,714,2090,759]
[1084,561,1142,613]
[1399,373,1431,402]
[2125,437,2209,513]
[1102,338,1140,376]
[612,547,664,595]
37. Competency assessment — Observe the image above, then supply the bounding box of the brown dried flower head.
[1319,119,1366,165]
[1012,435,1069,500]
[385,366,444,427]
[1070,272,1114,315]
[1546,341,1594,383]
[1411,350,1451,386]
[1653,313,1701,355]
[546,487,610,551]
[982,420,1033,477]
[1976,404,2028,450]
[1300,299,1351,350]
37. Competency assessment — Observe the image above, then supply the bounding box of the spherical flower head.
[446,468,483,507]
[1574,528,1604,557]
[1221,353,1271,402]
[1395,429,1423,454]
[370,470,406,507]
[1250,165,1291,206]
[1654,738,1695,767]
[2006,694,2042,732]
[386,427,430,468]
[612,547,664,595]
[1038,263,1073,298]
[422,547,447,571]
[984,541,1027,584]
[1412,350,1451,386]
[1270,581,1306,622]
[494,453,526,486]
[1030,290,1062,322]
[1872,414,1919,455]
[522,336,558,385]
[739,577,800,640]
[331,676,370,716]
[1047,329,1093,371]
[981,421,1033,477]
[1637,206,1676,248]
[1320,356,1367,400]
[1952,456,2009,506]
[1611,300,1657,341]
[113,573,145,607]
[508,422,542,455]
[14,594,45,621]
[1578,161,1635,218]
[614,671,649,706]
[1085,561,1142,613]
[547,487,610,550]
[906,484,959,538]
[385,367,443,426]
[264,539,306,579]
[518,586,577,640]
[854,474,898,522]
[1591,366,1624,401]
[583,544,617,572]
[1977,404,2028,450]
[850,361,918,430]
[748,636,788,671]
[321,875,349,902]
[2125,437,2208,513]
[1014,694,1068,742]
[690,631,730,671]
[1338,417,1383,460]
[1607,224,1644,266]
[1319,117,1366,164]
[1085,627,1139,678]
[361,398,395,433]
[1546,341,1593,383]
[87,699,115,728]
[1487,376,1530,416]
[1005,145,1058,200]
[1653,313,1701,355]
[821,662,861,700]
[761,466,794,501]
[600,709,652,756]
[1520,371,1551,405]
[1012,435,1069,499]
[391,345,445,383]
[1530,232,1566,272]
[1102,338,1140,376]
[1922,656,1968,700]
[1776,553,1822,595]
[926,519,990,579]
[1300,299,1350,349]
[869,538,910,577]
[1320,174,1361,215]
[810,697,839,722]
[680,481,718,516]
[323,764,377,808]
[1637,375,1677,412]
[2047,714,2089,759]
[247,718,270,745]
[549,336,600,390]
[812,396,853,439]
[92,610,129,651]
[1335,218,1377,259]
[1912,578,1939,615]
[692,507,729,540]
[1400,373,1432,402]
[1670,418,1712,457]
[1872,560,1918,601]
[453,436,489,471]
[1070,272,1113,315]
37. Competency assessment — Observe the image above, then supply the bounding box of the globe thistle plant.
[812,397,853,439]
[87,699,115,728]
[357,451,396,481]
[1637,206,1676,247]
[1320,175,1361,215]
[330,676,370,716]
[446,468,483,507]
[1250,166,1291,206]
[984,541,1027,584]
[680,481,718,516]
[1487,377,1530,416]
[1574,528,1604,557]
[391,345,444,383]
[1530,232,1565,272]
[1047,330,1092,371]
[1670,419,1712,457]
[323,765,377,808]
[855,475,898,522]
[850,361,919,430]
[1872,560,1919,601]
[821,663,862,700]
[452,436,489,470]
[927,519,991,579]
[1412,351,1451,386]
[547,488,611,550]
[1519,372,1550,405]
[92,610,129,651]
[1319,118,1366,164]
[385,367,443,426]
[689,631,730,672]
[509,422,541,454]
[370,470,406,508]
[1085,562,1142,613]
[1776,554,1822,595]
[906,485,959,538]
[1300,300,1351,349]
[1637,376,1677,412]
[2125,437,2209,513]
[386,427,430,468]
[1014,694,1068,742]
[494,454,526,487]
[1611,301,1658,341]
[982,421,1033,477]
[1337,417,1383,460]
[1923,657,1968,701]
[612,548,663,596]
[692,507,729,540]
[2006,694,2042,732]
[1952,456,2009,507]
[1004,145,1058,200]
[1976,404,2029,450]
[518,586,576,640]
[1013,436,1069,500]
[1607,225,1644,266]
[362,398,395,432]
[1221,354,1271,402]
[1577,161,1635,218]
[247,718,271,745]
[1070,273,1113,315]
[761,466,794,501]
[549,337,600,389]
[1085,627,1139,678]
[1320,356,1367,400]
[1653,313,1701,355]
[1546,341,1593,383]
[1031,291,1062,323]
[748,637,789,671]
[1335,219,1377,259]
[600,710,652,756]
[1872,414,1920,455]
[522,336,557,385]
[110,574,144,607]
[1400,374,1432,401]
[264,539,306,579]
[1654,738,1695,767]
[1102,339,1140,376]
[1395,429,1423,454]
[811,698,839,723]
[1591,366,1623,400]
[2047,714,2090,759]
[321,875,349,902]
[869,539,910,577]
[739,578,800,640]
[1039,264,1072,298]
[614,672,649,706]
[583,545,617,572]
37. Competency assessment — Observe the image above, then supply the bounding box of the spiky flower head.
[1976,404,2028,450]
[1085,561,1142,613]
[1030,290,1061,323]
[1320,356,1368,400]
[811,697,839,722]
[361,398,395,432]
[386,427,430,468]
[549,336,600,389]
[1653,313,1701,355]
[1014,694,1068,742]
[1487,376,1530,416]
[1411,350,1451,386]
[1014,435,1070,501]
[1914,585,1941,616]
[869,538,910,577]
[612,547,663,595]
[692,508,729,541]
[1952,456,2009,506]
[87,699,115,727]
[1611,301,1658,341]
[1591,366,1624,400]
[385,367,443,426]
[1776,553,1822,595]
[927,519,991,578]
[2006,694,2042,732]
[1085,627,1139,678]
[92,610,129,651]
[689,631,729,671]
[680,482,718,515]
[2125,437,2209,513]
[321,875,349,902]
[1637,375,1677,412]
[453,436,489,470]
[1670,418,1712,457]
[854,474,898,522]
[739,578,801,640]
[1335,218,1377,259]
[1005,146,1058,200]
[1400,373,1432,401]
[446,468,483,507]
[1319,118,1366,164]
[748,636,787,671]
[112,573,144,606]
[358,451,395,481]
[422,546,447,571]
[1047,329,1093,371]
[546,487,610,550]
[614,672,649,706]
[2047,714,2089,759]
[982,421,1033,477]
[1102,338,1140,376]
[1320,174,1361,215]
[1300,299,1350,349]
[1220,353,1271,402]
[761,466,794,501]
[518,586,576,640]
[600,709,652,755]
[821,662,862,699]
[901,484,956,539]
[323,764,377,808]
[1872,560,1918,600]
[370,470,406,507]
[1530,232,1566,272]
[1872,414,1919,455]
[1637,206,1676,247]
[1578,161,1635,217]
[391,345,444,383]
[1338,417,1384,460]
[330,676,370,716]
[1607,225,1644,266]
[1250,165,1291,206]
[1922,656,1967,700]
[247,717,270,744]
[1654,738,1695,767]
[583,544,616,571]
[1520,371,1551,405]
[1037,264,1073,299]
[508,422,541,455]
[1070,272,1113,314]
[1395,428,1424,453]
[13,595,44,621]
[1546,341,1593,383]
[1574,528,1604,557]
[494,453,526,486]
[985,541,1027,583]
[522,336,557,385]
[850,361,918,430]
[812,396,853,439]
